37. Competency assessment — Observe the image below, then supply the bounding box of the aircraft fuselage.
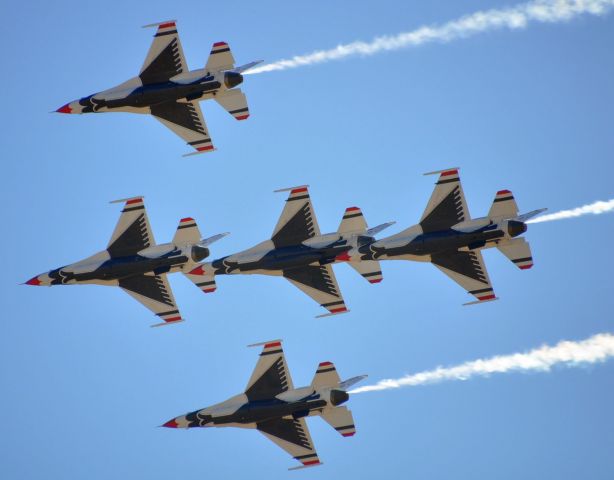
[169,387,348,429]
[30,248,191,286]
[362,219,527,261]
[62,70,243,114]
[211,240,351,275]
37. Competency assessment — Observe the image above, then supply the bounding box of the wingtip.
[423,167,461,176]
[273,184,309,193]
[247,339,283,348]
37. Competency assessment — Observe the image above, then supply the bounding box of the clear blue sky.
[2,1,614,478]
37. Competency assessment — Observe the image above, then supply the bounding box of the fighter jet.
[355,168,546,304]
[184,186,394,317]
[56,20,262,155]
[162,339,366,470]
[24,196,227,326]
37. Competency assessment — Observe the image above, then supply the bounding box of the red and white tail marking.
[210,41,229,55]
[186,265,216,293]
[495,189,515,202]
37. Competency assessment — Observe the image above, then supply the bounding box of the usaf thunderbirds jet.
[184,186,394,317]
[162,340,366,470]
[24,197,227,326]
[356,168,546,304]
[56,20,262,155]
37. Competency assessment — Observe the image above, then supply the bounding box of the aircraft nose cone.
[56,103,72,114]
[25,275,42,286]
[162,418,179,428]
[224,71,244,89]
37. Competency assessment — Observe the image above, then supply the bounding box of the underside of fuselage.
[211,244,350,275]
[78,77,221,113]
[47,253,188,285]
[362,224,507,261]
[182,396,328,429]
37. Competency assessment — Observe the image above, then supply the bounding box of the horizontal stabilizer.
[338,207,367,234]
[204,41,235,73]
[215,89,250,120]
[172,217,202,245]
[312,362,341,389]
[497,237,534,270]
[183,264,217,293]
[320,407,356,437]
[488,190,519,219]
[348,260,383,284]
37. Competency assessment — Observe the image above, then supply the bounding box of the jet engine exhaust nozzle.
[224,71,244,89]
[507,220,527,238]
[330,389,350,406]
[191,245,210,262]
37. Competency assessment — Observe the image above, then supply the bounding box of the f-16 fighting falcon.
[24,197,227,326]
[162,340,366,470]
[184,186,394,317]
[356,168,546,304]
[55,20,262,155]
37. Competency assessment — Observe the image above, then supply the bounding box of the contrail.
[527,199,614,223]
[350,333,614,394]
[247,0,614,75]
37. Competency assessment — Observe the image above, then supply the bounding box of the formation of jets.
[28,20,550,470]
[27,169,544,321]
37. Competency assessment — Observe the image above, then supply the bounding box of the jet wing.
[420,168,469,233]
[271,186,321,248]
[245,341,294,401]
[431,250,497,304]
[118,273,183,326]
[257,417,322,470]
[284,264,348,317]
[150,101,214,154]
[107,197,155,258]
[140,21,188,85]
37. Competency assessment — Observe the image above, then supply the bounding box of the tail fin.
[338,207,368,234]
[183,263,217,293]
[488,190,519,219]
[173,217,202,246]
[497,238,534,270]
[312,362,341,389]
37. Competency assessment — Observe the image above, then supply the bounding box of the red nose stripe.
[162,419,178,428]
[25,276,41,286]
[56,103,72,114]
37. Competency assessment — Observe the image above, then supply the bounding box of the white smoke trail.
[247,0,614,75]
[350,333,614,394]
[527,199,614,223]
